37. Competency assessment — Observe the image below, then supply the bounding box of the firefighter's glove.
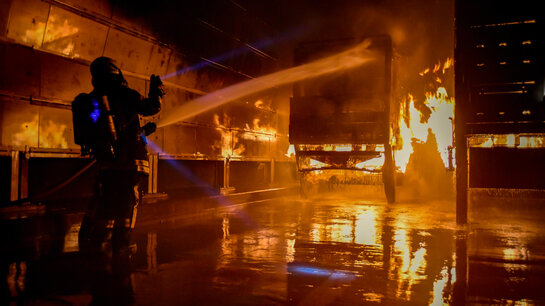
[142,122,157,136]
[149,74,165,98]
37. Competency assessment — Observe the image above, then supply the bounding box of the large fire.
[214,109,277,158]
[287,58,456,176]
[394,57,455,173]
[22,14,80,56]
[394,86,454,172]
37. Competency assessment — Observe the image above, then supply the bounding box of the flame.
[23,21,47,46]
[433,62,441,73]
[12,115,39,147]
[213,114,245,158]
[480,138,494,148]
[12,115,69,148]
[214,114,278,158]
[40,120,69,148]
[242,118,276,142]
[470,134,545,148]
[288,58,456,176]
[44,16,79,42]
[316,144,355,152]
[419,68,430,76]
[395,58,455,173]
[309,158,328,168]
[355,155,384,171]
[43,15,79,56]
[394,95,422,172]
[23,14,80,56]
[333,144,352,152]
[285,144,296,158]
[519,135,545,148]
[253,99,274,112]
[442,58,453,74]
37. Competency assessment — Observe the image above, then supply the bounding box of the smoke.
[289,0,454,103]
[331,0,456,197]
[402,130,454,200]
[157,40,378,127]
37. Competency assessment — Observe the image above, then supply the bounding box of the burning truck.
[289,36,396,202]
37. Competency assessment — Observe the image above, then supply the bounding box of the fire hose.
[4,159,96,206]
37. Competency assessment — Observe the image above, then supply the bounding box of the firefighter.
[72,57,163,304]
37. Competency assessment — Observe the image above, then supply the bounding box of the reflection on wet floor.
[1,192,545,305]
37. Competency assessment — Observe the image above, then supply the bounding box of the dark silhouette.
[72,56,163,305]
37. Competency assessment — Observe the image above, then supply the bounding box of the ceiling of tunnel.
[110,0,454,69]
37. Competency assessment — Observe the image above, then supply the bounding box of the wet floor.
[2,190,545,305]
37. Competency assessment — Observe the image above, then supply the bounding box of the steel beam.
[10,151,19,202]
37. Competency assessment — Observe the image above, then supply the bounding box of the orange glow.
[470,134,545,148]
[286,144,296,158]
[419,68,430,76]
[519,135,545,148]
[20,12,80,55]
[394,58,455,172]
[425,87,455,167]
[430,266,450,305]
[309,158,328,168]
[394,94,421,172]
[12,115,69,148]
[354,207,380,245]
[290,58,455,175]
[23,21,47,46]
[40,119,69,148]
[442,58,453,74]
[292,144,384,153]
[43,15,79,56]
[392,225,427,300]
[433,62,441,73]
[12,115,39,147]
[214,113,278,157]
[355,156,384,171]
[333,144,352,152]
[213,114,245,158]
[242,118,277,142]
[480,137,494,148]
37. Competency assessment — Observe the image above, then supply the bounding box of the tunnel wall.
[469,148,545,189]
[0,0,295,203]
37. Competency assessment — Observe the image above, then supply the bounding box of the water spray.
[156,39,378,128]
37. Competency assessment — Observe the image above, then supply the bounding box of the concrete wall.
[0,0,296,202]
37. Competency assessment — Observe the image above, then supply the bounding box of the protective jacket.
[72,83,161,174]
